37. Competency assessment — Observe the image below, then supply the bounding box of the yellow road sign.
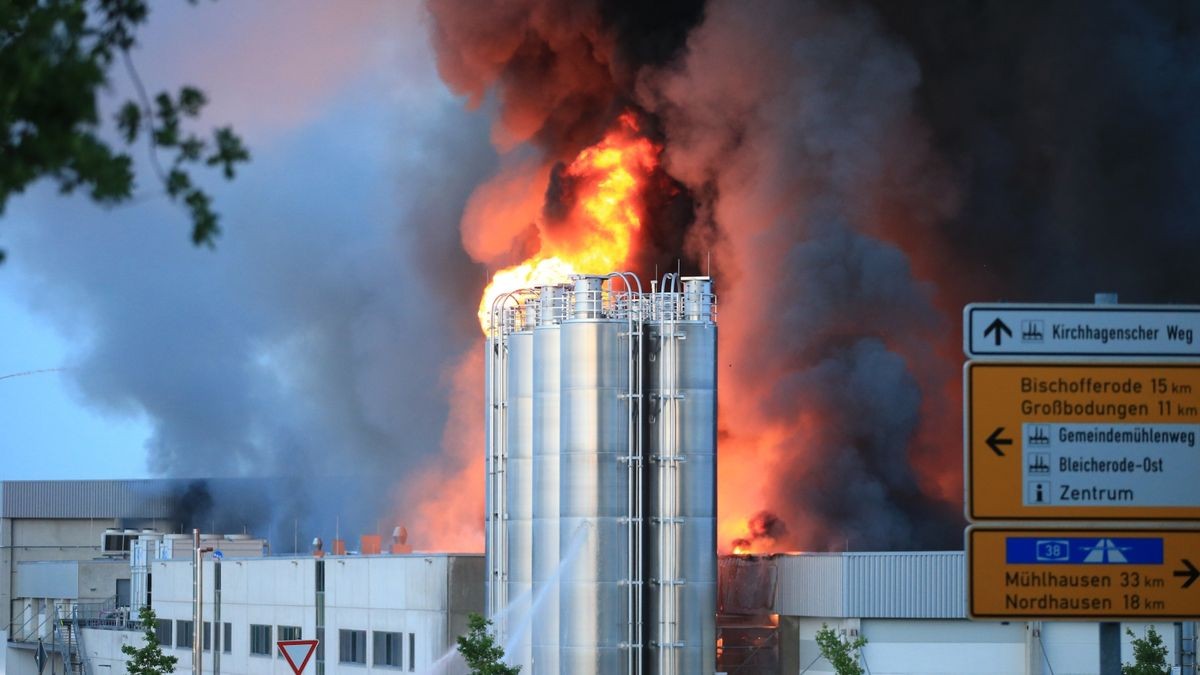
[966,363,1200,520]
[968,527,1200,620]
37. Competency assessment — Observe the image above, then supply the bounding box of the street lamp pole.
[192,530,214,675]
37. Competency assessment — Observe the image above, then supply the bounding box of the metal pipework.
[506,295,536,668]
[572,275,606,319]
[486,290,523,624]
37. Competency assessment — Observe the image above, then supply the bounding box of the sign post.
[35,638,48,675]
[278,639,319,675]
[963,301,1200,624]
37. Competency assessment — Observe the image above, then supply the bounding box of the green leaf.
[206,126,250,179]
[115,101,142,144]
[179,136,206,162]
[815,624,867,675]
[456,613,520,675]
[184,188,219,246]
[122,604,177,675]
[177,86,207,117]
[153,92,179,146]
[165,169,190,197]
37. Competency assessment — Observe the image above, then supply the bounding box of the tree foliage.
[1122,626,1170,675]
[815,624,868,675]
[456,612,520,675]
[121,605,177,675]
[0,0,250,263]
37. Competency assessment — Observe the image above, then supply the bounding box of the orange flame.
[477,112,659,330]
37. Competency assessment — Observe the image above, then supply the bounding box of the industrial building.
[2,479,1197,674]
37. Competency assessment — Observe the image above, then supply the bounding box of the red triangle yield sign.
[277,639,319,674]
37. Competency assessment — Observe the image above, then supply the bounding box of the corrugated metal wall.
[0,480,177,519]
[772,552,965,619]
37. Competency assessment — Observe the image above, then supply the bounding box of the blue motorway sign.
[1006,536,1164,565]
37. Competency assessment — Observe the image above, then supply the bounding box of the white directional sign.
[965,304,1200,358]
[1019,422,1200,507]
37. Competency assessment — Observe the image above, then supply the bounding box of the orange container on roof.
[360,535,382,555]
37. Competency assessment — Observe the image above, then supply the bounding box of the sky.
[0,1,468,482]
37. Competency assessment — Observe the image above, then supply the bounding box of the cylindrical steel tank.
[506,306,536,667]
[485,323,499,618]
[488,273,716,674]
[559,276,636,674]
[485,296,512,620]
[645,276,717,675]
[532,285,567,673]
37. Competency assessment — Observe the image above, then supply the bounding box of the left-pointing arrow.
[1175,558,1199,589]
[986,427,1013,457]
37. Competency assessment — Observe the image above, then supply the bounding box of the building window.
[372,632,402,668]
[278,625,302,642]
[409,633,415,672]
[203,622,211,651]
[223,622,233,654]
[176,620,193,649]
[338,629,366,664]
[154,619,172,647]
[250,624,272,656]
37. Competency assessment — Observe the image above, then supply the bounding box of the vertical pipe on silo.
[532,285,567,673]
[560,275,631,674]
[485,296,512,622]
[506,298,536,669]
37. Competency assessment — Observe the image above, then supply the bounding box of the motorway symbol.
[964,304,1200,358]
[1177,559,1199,589]
[965,363,1200,520]
[968,527,1200,620]
[984,317,1013,346]
[986,427,1013,457]
[278,639,319,674]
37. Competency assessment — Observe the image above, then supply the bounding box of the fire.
[477,112,659,331]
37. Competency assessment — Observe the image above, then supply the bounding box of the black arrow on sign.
[986,427,1013,457]
[983,318,1013,346]
[1175,558,1199,589]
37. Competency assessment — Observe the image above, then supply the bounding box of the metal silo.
[531,285,567,673]
[558,275,644,675]
[645,275,717,675]
[484,296,509,621]
[486,272,715,674]
[506,303,536,668]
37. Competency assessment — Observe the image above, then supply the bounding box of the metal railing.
[9,599,111,675]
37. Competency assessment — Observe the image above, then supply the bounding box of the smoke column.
[423,0,1200,552]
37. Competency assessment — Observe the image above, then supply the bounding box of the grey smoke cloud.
[637,0,961,549]
[3,2,495,550]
